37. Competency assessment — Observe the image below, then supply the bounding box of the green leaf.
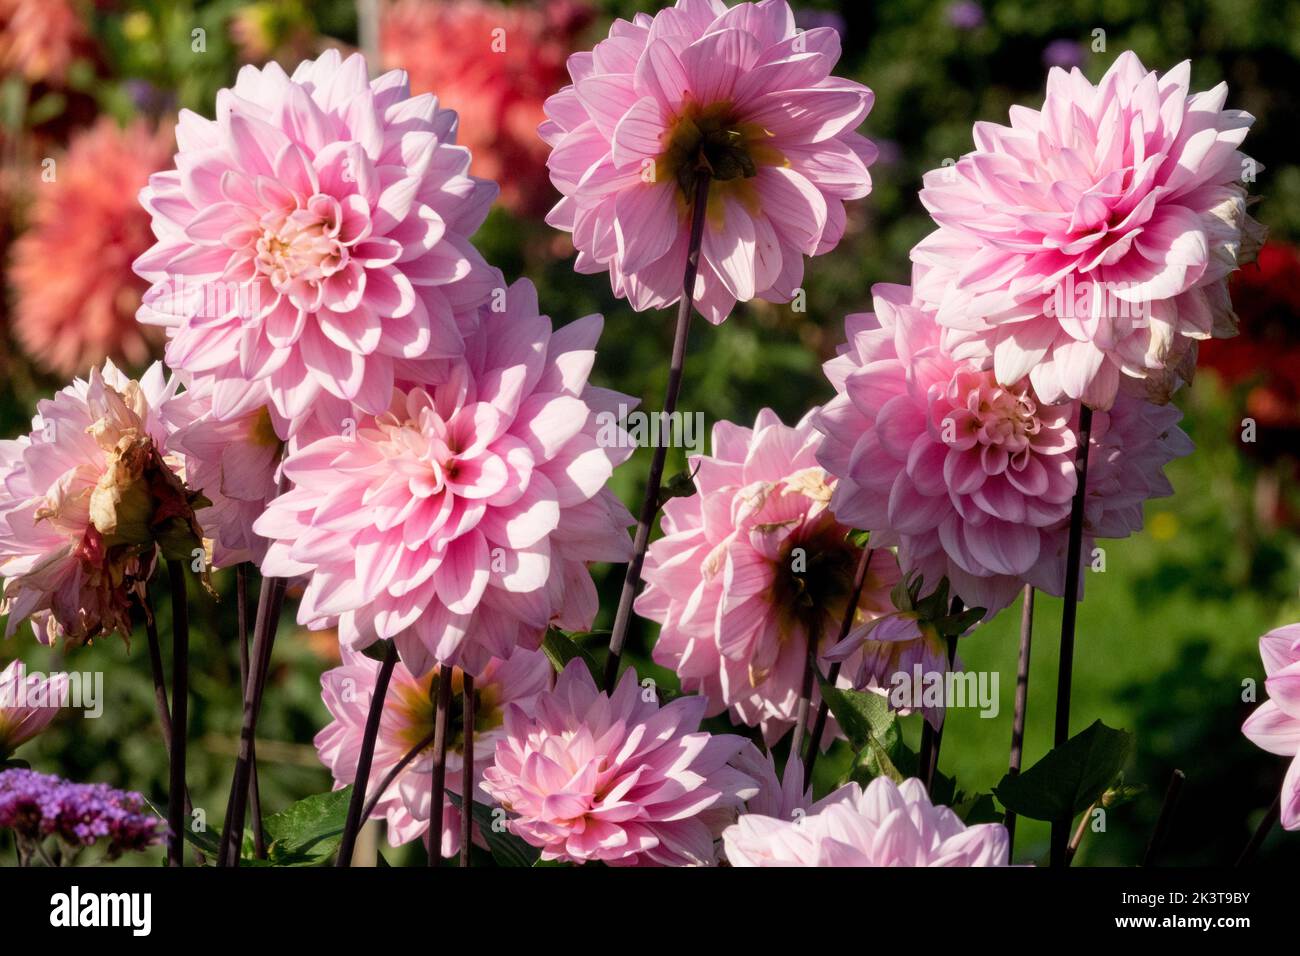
[814,678,895,752]
[260,786,353,866]
[657,466,699,509]
[993,720,1134,822]
[542,628,603,683]
[846,529,871,549]
[952,792,1002,825]
[448,792,540,867]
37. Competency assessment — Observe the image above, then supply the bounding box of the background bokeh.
[2,0,1299,866]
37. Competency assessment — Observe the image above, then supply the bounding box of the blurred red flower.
[7,118,172,377]
[0,0,94,85]
[1200,242,1300,434]
[379,0,592,218]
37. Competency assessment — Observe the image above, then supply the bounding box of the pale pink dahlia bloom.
[541,0,876,323]
[1241,623,1300,831]
[255,280,635,676]
[0,660,67,759]
[480,659,757,866]
[0,362,189,645]
[635,408,899,746]
[316,645,552,856]
[814,284,1194,616]
[134,49,498,430]
[913,51,1264,409]
[163,377,283,569]
[723,776,1010,866]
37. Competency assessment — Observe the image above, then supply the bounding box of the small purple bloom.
[1043,39,1087,69]
[946,1,985,30]
[0,768,168,860]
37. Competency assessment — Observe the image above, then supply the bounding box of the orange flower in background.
[0,0,94,85]
[380,0,592,217]
[7,118,173,377]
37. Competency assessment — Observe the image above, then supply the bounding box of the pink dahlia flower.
[480,659,757,866]
[134,49,498,430]
[541,0,876,323]
[381,0,593,218]
[163,377,283,568]
[723,776,1010,866]
[316,645,552,856]
[8,118,171,377]
[913,51,1264,409]
[0,362,195,646]
[255,279,635,676]
[635,408,899,746]
[814,284,1193,616]
[1242,623,1300,831]
[0,659,67,759]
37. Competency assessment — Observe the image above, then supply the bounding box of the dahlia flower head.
[723,776,1011,866]
[8,118,171,377]
[635,407,900,746]
[0,361,196,646]
[815,283,1194,616]
[0,659,67,759]
[1241,623,1300,831]
[541,0,876,323]
[316,645,552,856]
[913,50,1264,409]
[162,376,283,569]
[480,659,758,866]
[381,0,593,217]
[134,49,498,434]
[255,279,635,677]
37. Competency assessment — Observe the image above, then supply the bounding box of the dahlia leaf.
[542,627,603,683]
[992,720,1134,822]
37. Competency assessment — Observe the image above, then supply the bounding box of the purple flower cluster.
[0,768,168,859]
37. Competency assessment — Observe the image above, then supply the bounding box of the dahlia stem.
[166,560,190,868]
[1235,793,1280,867]
[335,641,399,868]
[603,172,712,691]
[143,602,174,755]
[360,728,438,824]
[1142,768,1185,866]
[789,649,817,766]
[460,673,475,868]
[427,665,454,866]
[803,547,875,784]
[1065,799,1095,865]
[235,564,266,859]
[1004,584,1035,859]
[1050,403,1094,867]
[218,552,289,865]
[921,629,961,795]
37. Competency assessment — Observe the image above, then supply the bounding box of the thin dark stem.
[460,673,475,868]
[603,172,712,691]
[235,564,266,859]
[803,547,875,785]
[1066,800,1095,865]
[1051,403,1094,868]
[922,628,961,795]
[218,498,290,867]
[166,560,189,868]
[335,642,399,867]
[1142,769,1185,866]
[1004,584,1035,860]
[143,604,173,753]
[427,666,454,866]
[360,728,438,824]
[1235,793,1281,867]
